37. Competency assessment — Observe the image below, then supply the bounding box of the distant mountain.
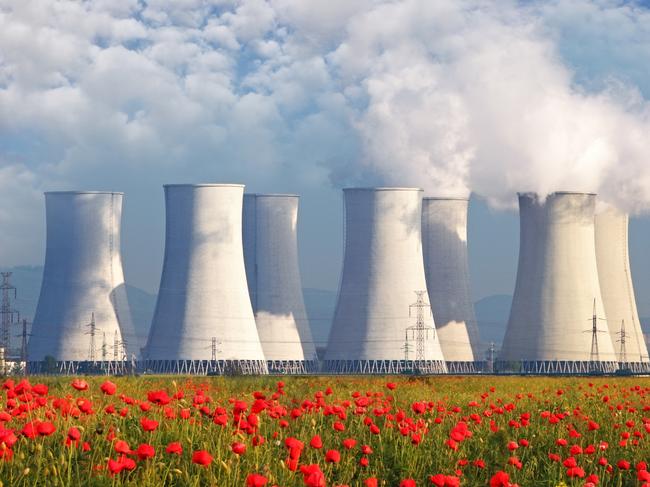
[474,294,512,349]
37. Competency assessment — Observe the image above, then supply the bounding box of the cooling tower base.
[27,360,134,375]
[446,361,488,374]
[617,361,650,374]
[266,360,319,374]
[141,359,268,375]
[495,360,619,374]
[323,359,447,375]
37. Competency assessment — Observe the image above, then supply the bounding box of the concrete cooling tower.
[27,191,137,373]
[422,198,481,373]
[243,194,318,373]
[324,188,447,374]
[144,184,267,375]
[595,208,650,372]
[499,192,618,374]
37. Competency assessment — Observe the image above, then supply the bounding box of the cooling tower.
[324,188,447,374]
[595,208,650,371]
[144,184,267,375]
[422,198,481,372]
[499,192,617,374]
[243,194,317,373]
[27,191,137,373]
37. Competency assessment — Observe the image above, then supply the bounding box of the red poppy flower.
[310,435,323,449]
[136,444,155,460]
[400,479,416,487]
[343,438,357,449]
[166,442,183,455]
[300,464,326,487]
[114,440,131,454]
[246,473,268,487]
[325,449,341,463]
[140,417,159,432]
[71,379,89,391]
[37,422,56,436]
[192,450,213,466]
[489,471,511,487]
[232,442,246,455]
[100,381,117,395]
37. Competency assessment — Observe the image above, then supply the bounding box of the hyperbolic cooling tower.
[595,208,650,370]
[243,194,318,373]
[144,184,267,375]
[324,188,447,374]
[499,192,617,373]
[27,191,137,366]
[421,198,481,372]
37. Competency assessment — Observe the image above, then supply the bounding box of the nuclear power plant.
[422,198,482,373]
[242,194,318,373]
[144,184,267,375]
[17,184,650,376]
[27,191,136,374]
[324,188,447,374]
[595,208,650,372]
[499,192,618,374]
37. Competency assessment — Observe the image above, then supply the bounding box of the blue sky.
[1,0,650,316]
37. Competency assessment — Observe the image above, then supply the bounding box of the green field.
[0,375,648,486]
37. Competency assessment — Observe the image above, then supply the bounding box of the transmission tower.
[406,291,435,372]
[0,272,19,354]
[208,337,222,361]
[113,331,119,361]
[85,313,96,361]
[486,342,496,373]
[584,298,608,372]
[401,330,412,361]
[19,319,28,363]
[616,319,627,364]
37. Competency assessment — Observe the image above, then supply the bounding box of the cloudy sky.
[1,0,650,313]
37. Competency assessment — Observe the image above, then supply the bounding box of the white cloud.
[1,0,650,275]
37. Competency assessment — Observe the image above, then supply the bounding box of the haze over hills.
[3,265,648,356]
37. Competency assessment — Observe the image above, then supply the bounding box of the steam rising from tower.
[500,192,618,373]
[422,198,481,372]
[27,191,136,367]
[325,188,447,374]
[243,194,317,373]
[145,184,267,375]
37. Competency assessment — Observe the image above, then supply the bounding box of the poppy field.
[0,376,649,486]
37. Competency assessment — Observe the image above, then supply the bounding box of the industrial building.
[422,197,482,373]
[144,184,267,375]
[243,194,318,373]
[499,192,618,374]
[595,208,650,372]
[324,188,447,374]
[27,191,136,373]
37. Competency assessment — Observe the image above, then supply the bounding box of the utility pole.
[211,337,217,361]
[406,291,435,373]
[101,332,107,362]
[85,313,96,362]
[584,298,608,373]
[113,331,119,361]
[616,319,627,365]
[0,272,19,355]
